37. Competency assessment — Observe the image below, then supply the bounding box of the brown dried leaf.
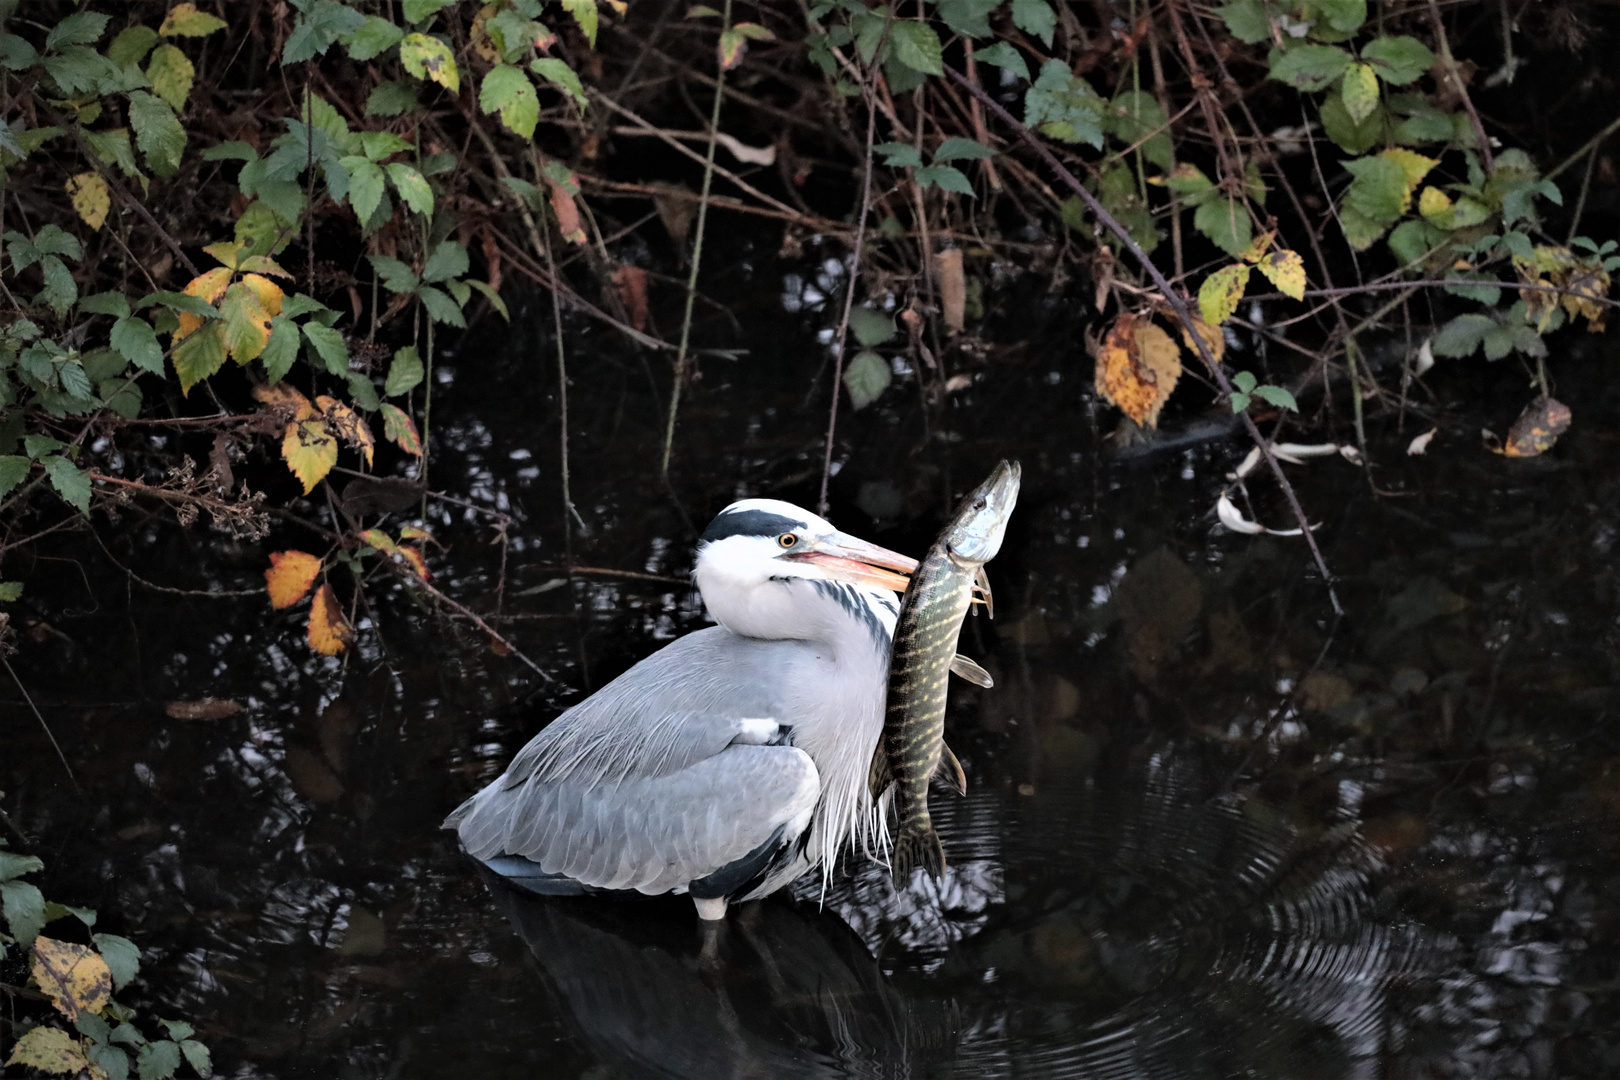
[546,176,586,245]
[31,938,112,1022]
[315,395,375,467]
[1498,396,1572,458]
[935,248,965,332]
[165,698,245,721]
[1094,312,1183,428]
[308,583,354,656]
[611,265,649,331]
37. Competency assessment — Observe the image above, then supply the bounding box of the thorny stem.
[947,65,1343,615]
[1427,0,1494,173]
[661,0,732,478]
[819,58,880,518]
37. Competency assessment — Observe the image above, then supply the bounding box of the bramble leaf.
[66,172,110,230]
[843,351,891,409]
[147,44,194,111]
[308,583,354,655]
[127,91,186,176]
[1199,263,1252,325]
[480,64,539,140]
[381,403,423,455]
[399,32,459,92]
[266,550,321,609]
[160,3,228,37]
[32,937,112,1020]
[5,1026,89,1075]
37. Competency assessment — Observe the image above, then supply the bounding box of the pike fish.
[878,459,1021,883]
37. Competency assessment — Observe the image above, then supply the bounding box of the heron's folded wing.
[456,744,818,895]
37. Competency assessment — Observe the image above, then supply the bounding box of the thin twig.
[661,0,732,477]
[947,65,1342,614]
[1428,0,1494,172]
[2,653,77,788]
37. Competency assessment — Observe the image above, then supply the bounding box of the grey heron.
[445,499,922,920]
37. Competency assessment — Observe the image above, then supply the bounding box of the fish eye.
[778,533,798,548]
[974,498,987,510]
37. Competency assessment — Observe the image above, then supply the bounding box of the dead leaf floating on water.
[165,698,245,721]
[1095,312,1182,428]
[1495,396,1572,458]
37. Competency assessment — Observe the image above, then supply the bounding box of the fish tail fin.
[890,819,945,884]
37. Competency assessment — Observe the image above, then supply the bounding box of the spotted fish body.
[884,460,1021,882]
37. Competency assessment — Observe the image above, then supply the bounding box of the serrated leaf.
[530,58,587,113]
[889,21,943,75]
[973,41,1029,81]
[32,937,112,1020]
[1193,197,1252,256]
[1267,44,1352,91]
[1024,60,1105,148]
[136,1039,181,1080]
[1257,248,1306,299]
[111,316,164,375]
[47,11,110,51]
[915,164,975,196]
[385,162,434,216]
[385,346,424,396]
[1317,0,1366,33]
[0,457,31,501]
[366,80,418,117]
[173,267,230,341]
[842,351,891,409]
[1320,89,1383,154]
[5,1025,89,1075]
[37,256,79,316]
[344,15,404,61]
[1361,35,1434,85]
[160,3,227,37]
[1199,263,1252,325]
[172,322,227,394]
[282,411,338,494]
[127,91,186,176]
[1253,384,1299,411]
[933,137,996,163]
[480,64,539,139]
[938,0,1000,39]
[1215,0,1272,43]
[560,0,599,47]
[146,44,194,112]
[875,141,924,169]
[66,172,110,231]
[848,306,894,347]
[308,582,354,655]
[108,25,160,67]
[220,283,274,363]
[2,879,46,944]
[301,322,349,375]
[342,157,387,224]
[265,549,321,608]
[381,403,423,455]
[1341,63,1378,124]
[1431,312,1494,357]
[399,32,459,92]
[1011,0,1057,47]
[416,285,466,326]
[179,1041,211,1077]
[85,128,143,180]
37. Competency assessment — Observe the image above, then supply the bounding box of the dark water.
[4,231,1620,1078]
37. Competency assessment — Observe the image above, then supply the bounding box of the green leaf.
[136,1039,181,1080]
[0,851,43,881]
[1011,0,1057,47]
[1193,198,1253,256]
[366,80,417,117]
[915,164,975,195]
[385,345,424,396]
[24,435,68,459]
[283,0,368,64]
[1232,370,1257,394]
[39,256,79,316]
[0,581,22,602]
[1320,90,1383,154]
[128,91,186,176]
[560,0,599,47]
[422,240,469,283]
[530,58,587,113]
[47,11,110,51]
[386,163,434,216]
[399,31,460,91]
[30,224,84,261]
[1025,60,1106,148]
[403,0,457,21]
[81,291,132,318]
[302,323,349,375]
[848,306,894,347]
[343,157,387,224]
[1106,90,1173,170]
[1316,0,1366,33]
[146,44,194,112]
[1215,0,1272,43]
[1431,312,1494,357]
[938,0,1000,39]
[179,1041,211,1078]
[2,879,46,945]
[480,64,539,139]
[160,5,228,36]
[1254,384,1298,411]
[0,454,33,500]
[1361,35,1434,86]
[1341,63,1379,124]
[58,357,94,401]
[416,285,466,326]
[107,25,160,68]
[1267,44,1352,91]
[368,256,419,294]
[973,41,1029,81]
[100,377,143,420]
[933,137,996,163]
[172,323,227,393]
[1342,153,1407,224]
[45,455,91,513]
[344,15,404,61]
[889,21,943,75]
[842,350,891,409]
[84,129,142,180]
[875,141,924,169]
[260,317,300,382]
[0,32,38,70]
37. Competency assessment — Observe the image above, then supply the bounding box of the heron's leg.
[694,896,729,920]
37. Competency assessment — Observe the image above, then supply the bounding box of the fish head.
[944,459,1021,567]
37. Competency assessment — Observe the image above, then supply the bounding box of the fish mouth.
[784,531,917,593]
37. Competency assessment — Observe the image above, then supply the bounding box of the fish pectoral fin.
[868,744,891,798]
[930,742,968,796]
[949,653,994,688]
[972,566,994,619]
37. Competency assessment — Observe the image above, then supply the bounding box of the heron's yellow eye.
[778,533,798,548]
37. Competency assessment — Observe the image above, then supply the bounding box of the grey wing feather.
[447,627,826,895]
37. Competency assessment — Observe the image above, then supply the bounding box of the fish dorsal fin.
[949,653,994,688]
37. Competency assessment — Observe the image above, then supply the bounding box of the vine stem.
[660,0,732,478]
[945,65,1342,614]
[1427,0,1494,173]
[818,56,880,517]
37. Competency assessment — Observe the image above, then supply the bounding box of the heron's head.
[693,499,915,640]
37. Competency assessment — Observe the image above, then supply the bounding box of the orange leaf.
[253,381,312,412]
[174,266,231,342]
[315,395,376,467]
[718,28,747,70]
[547,177,586,245]
[398,545,430,580]
[307,583,354,655]
[265,550,322,609]
[380,403,423,456]
[611,265,649,331]
[1498,396,1572,458]
[1094,312,1183,429]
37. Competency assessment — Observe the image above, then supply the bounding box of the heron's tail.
[890,818,945,884]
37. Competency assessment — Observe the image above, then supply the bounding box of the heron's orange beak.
[785,532,916,593]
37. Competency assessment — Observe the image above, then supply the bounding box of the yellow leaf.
[315,395,376,467]
[1381,148,1438,211]
[1236,231,1273,265]
[30,938,112,1022]
[1094,312,1183,429]
[282,411,339,494]
[65,172,109,231]
[1257,248,1306,300]
[1198,263,1251,326]
[146,43,194,112]
[174,266,231,342]
[399,546,430,580]
[220,282,273,363]
[202,240,244,270]
[308,583,354,656]
[1417,185,1451,224]
[240,272,285,317]
[1179,315,1225,366]
[400,32,460,93]
[470,4,502,63]
[160,2,228,36]
[1498,396,1572,458]
[265,550,321,609]
[359,528,397,554]
[5,1025,89,1075]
